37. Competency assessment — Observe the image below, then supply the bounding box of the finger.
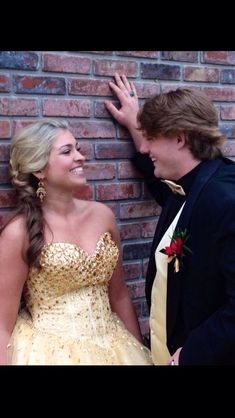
[121,74,132,91]
[109,81,129,101]
[130,81,137,95]
[114,73,130,94]
[104,100,121,120]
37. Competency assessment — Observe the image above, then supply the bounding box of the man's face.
[139,133,184,180]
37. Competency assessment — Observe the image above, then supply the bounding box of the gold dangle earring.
[36,179,46,202]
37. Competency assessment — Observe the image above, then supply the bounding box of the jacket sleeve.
[131,152,168,206]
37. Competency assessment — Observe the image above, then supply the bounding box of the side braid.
[10,165,44,269]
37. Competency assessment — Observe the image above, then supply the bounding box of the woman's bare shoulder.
[0,215,27,244]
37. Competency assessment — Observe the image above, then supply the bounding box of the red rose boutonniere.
[161,228,192,273]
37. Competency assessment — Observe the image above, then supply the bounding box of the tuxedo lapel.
[166,158,223,339]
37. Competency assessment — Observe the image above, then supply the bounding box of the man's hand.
[105,73,139,131]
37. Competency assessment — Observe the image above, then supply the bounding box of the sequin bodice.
[23,232,119,339]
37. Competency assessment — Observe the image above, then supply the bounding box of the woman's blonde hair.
[9,119,69,268]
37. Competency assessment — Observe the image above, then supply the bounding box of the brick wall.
[1,51,235,336]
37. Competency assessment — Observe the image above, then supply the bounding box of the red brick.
[95,143,134,159]
[0,98,38,116]
[133,300,142,317]
[220,125,235,138]
[141,63,180,80]
[119,223,141,240]
[94,59,137,77]
[221,69,235,84]
[78,143,94,160]
[221,106,235,120]
[73,184,93,200]
[203,52,235,66]
[94,101,118,118]
[184,66,219,82]
[0,165,10,184]
[162,51,198,62]
[139,317,150,337]
[141,220,158,238]
[123,262,142,281]
[0,74,11,92]
[117,126,131,139]
[0,51,38,70]
[120,201,161,219]
[127,280,145,298]
[117,51,159,58]
[12,120,35,134]
[223,140,235,157]
[43,53,91,73]
[203,87,235,102]
[203,51,228,65]
[136,82,160,98]
[141,300,149,316]
[0,144,10,161]
[14,76,66,94]
[69,78,112,96]
[0,120,11,138]
[96,183,141,201]
[43,99,92,117]
[118,161,144,179]
[69,121,115,139]
[0,189,17,207]
[105,202,118,216]
[143,260,149,276]
[228,52,235,65]
[84,163,115,180]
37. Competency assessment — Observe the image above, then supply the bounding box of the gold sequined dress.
[7,232,152,365]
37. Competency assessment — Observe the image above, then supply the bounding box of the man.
[105,73,235,365]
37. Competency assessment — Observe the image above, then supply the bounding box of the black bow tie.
[161,179,186,196]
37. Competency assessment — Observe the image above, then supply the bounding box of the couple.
[1,74,235,365]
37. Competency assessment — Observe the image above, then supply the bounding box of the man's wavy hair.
[138,88,225,160]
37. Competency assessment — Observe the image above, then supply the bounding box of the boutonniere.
[161,228,192,273]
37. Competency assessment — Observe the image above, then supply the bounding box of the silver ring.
[129,91,135,97]
[170,359,175,366]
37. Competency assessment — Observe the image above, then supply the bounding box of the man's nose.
[139,139,149,154]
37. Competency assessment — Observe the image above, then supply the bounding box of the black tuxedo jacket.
[132,154,235,364]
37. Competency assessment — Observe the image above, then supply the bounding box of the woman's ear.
[32,171,43,181]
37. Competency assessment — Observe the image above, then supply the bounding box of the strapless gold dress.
[8,232,152,365]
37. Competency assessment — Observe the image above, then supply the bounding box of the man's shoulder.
[220,156,235,169]
[214,157,235,183]
[205,158,235,203]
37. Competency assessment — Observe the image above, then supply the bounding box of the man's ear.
[176,132,186,149]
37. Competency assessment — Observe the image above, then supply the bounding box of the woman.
[0,119,152,365]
